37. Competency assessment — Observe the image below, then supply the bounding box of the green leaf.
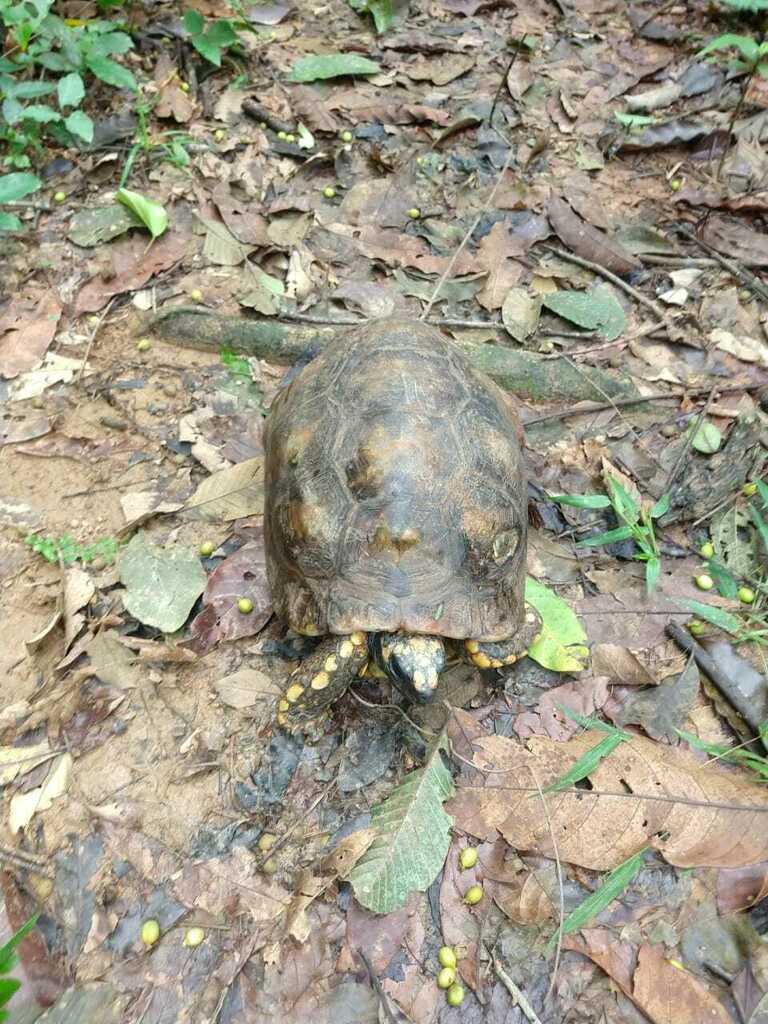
[207,19,238,46]
[698,32,759,63]
[545,847,649,953]
[677,598,740,635]
[183,9,205,34]
[542,284,626,341]
[606,475,639,522]
[0,171,41,203]
[650,492,671,518]
[88,31,134,58]
[4,80,56,99]
[576,525,635,547]
[288,53,381,82]
[192,34,222,65]
[118,532,207,632]
[116,187,168,239]
[86,55,137,91]
[525,577,588,673]
[0,211,23,231]
[706,558,739,599]
[615,111,657,127]
[347,738,454,913]
[64,109,93,141]
[2,97,24,124]
[550,493,611,509]
[57,71,85,108]
[545,728,631,794]
[757,480,768,507]
[645,556,660,593]
[21,104,60,123]
[0,914,38,976]
[688,419,721,454]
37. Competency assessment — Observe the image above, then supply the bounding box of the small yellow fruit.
[464,884,483,905]
[238,597,254,614]
[687,619,706,637]
[141,919,160,947]
[459,847,478,870]
[695,574,714,591]
[670,178,681,191]
[88,315,100,326]
[53,191,67,203]
[258,832,276,852]
[136,338,152,352]
[743,482,758,497]
[407,207,421,219]
[189,289,203,302]
[446,983,465,1006]
[277,130,287,140]
[199,541,215,557]
[438,946,457,969]
[183,927,205,947]
[214,128,226,142]
[738,587,755,604]
[437,967,456,989]
[262,857,278,874]
[341,130,353,142]
[323,186,336,199]
[286,133,295,143]
[699,542,714,559]
[259,121,267,129]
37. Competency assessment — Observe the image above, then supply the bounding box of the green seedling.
[346,0,394,34]
[0,914,39,1021]
[551,477,670,592]
[25,532,120,565]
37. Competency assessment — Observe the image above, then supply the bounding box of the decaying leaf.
[616,657,699,742]
[548,195,640,275]
[213,668,282,710]
[525,577,588,672]
[9,752,73,833]
[119,532,207,633]
[184,456,265,521]
[449,729,768,871]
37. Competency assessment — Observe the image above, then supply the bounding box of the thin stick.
[527,766,564,1002]
[662,384,717,495]
[421,143,517,320]
[75,296,115,384]
[676,224,768,303]
[252,780,335,871]
[493,955,544,1024]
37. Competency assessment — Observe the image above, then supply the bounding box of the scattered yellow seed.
[446,984,465,1006]
[88,315,100,326]
[53,190,67,203]
[464,884,483,906]
[687,619,706,637]
[669,178,681,191]
[695,574,714,591]
[277,712,288,727]
[199,541,215,557]
[259,121,267,129]
[438,946,457,969]
[278,699,290,712]
[277,130,287,140]
[339,640,354,659]
[341,130,353,142]
[285,683,305,703]
[214,128,226,142]
[323,186,337,199]
[743,482,758,497]
[738,587,755,604]
[699,542,714,559]
[324,655,338,672]
[189,288,203,302]
[238,597,254,614]
[459,847,478,870]
[310,671,330,690]
[258,832,277,852]
[183,927,205,947]
[465,640,479,654]
[262,857,278,874]
[350,631,366,646]
[286,133,296,143]
[136,338,152,352]
[668,958,686,971]
[407,207,420,219]
[437,967,456,989]
[179,81,190,92]
[141,919,160,947]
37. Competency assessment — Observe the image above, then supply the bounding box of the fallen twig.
[676,225,768,304]
[493,955,544,1024]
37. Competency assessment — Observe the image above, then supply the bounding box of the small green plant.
[0,0,137,170]
[0,914,39,1020]
[551,477,670,593]
[0,170,41,229]
[182,10,239,66]
[346,0,394,34]
[677,725,768,782]
[25,532,120,565]
[118,97,192,187]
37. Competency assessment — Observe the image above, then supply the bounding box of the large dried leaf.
[184,456,264,521]
[119,532,207,632]
[548,195,640,275]
[347,739,454,913]
[615,657,699,741]
[449,730,768,871]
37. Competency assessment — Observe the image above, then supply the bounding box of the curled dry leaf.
[448,730,768,871]
[548,195,641,276]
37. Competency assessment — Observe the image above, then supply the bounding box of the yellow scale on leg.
[464,606,543,670]
[276,632,368,729]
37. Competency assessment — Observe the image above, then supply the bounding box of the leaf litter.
[3,0,768,1019]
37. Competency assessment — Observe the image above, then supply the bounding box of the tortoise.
[263,316,541,729]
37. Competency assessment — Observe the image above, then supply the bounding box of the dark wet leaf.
[67,205,142,247]
[119,532,207,633]
[616,656,699,741]
[548,195,640,275]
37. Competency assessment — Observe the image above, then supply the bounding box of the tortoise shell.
[263,317,528,642]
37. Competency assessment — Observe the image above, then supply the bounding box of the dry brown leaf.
[448,730,768,871]
[0,740,50,786]
[74,232,191,314]
[213,668,281,710]
[494,860,556,925]
[591,644,657,685]
[184,456,264,520]
[548,195,641,276]
[9,752,72,833]
[0,289,62,379]
[475,222,525,311]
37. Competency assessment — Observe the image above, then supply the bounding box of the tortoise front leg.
[276,632,368,730]
[464,605,541,669]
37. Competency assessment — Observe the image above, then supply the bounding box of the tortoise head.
[371,632,446,703]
